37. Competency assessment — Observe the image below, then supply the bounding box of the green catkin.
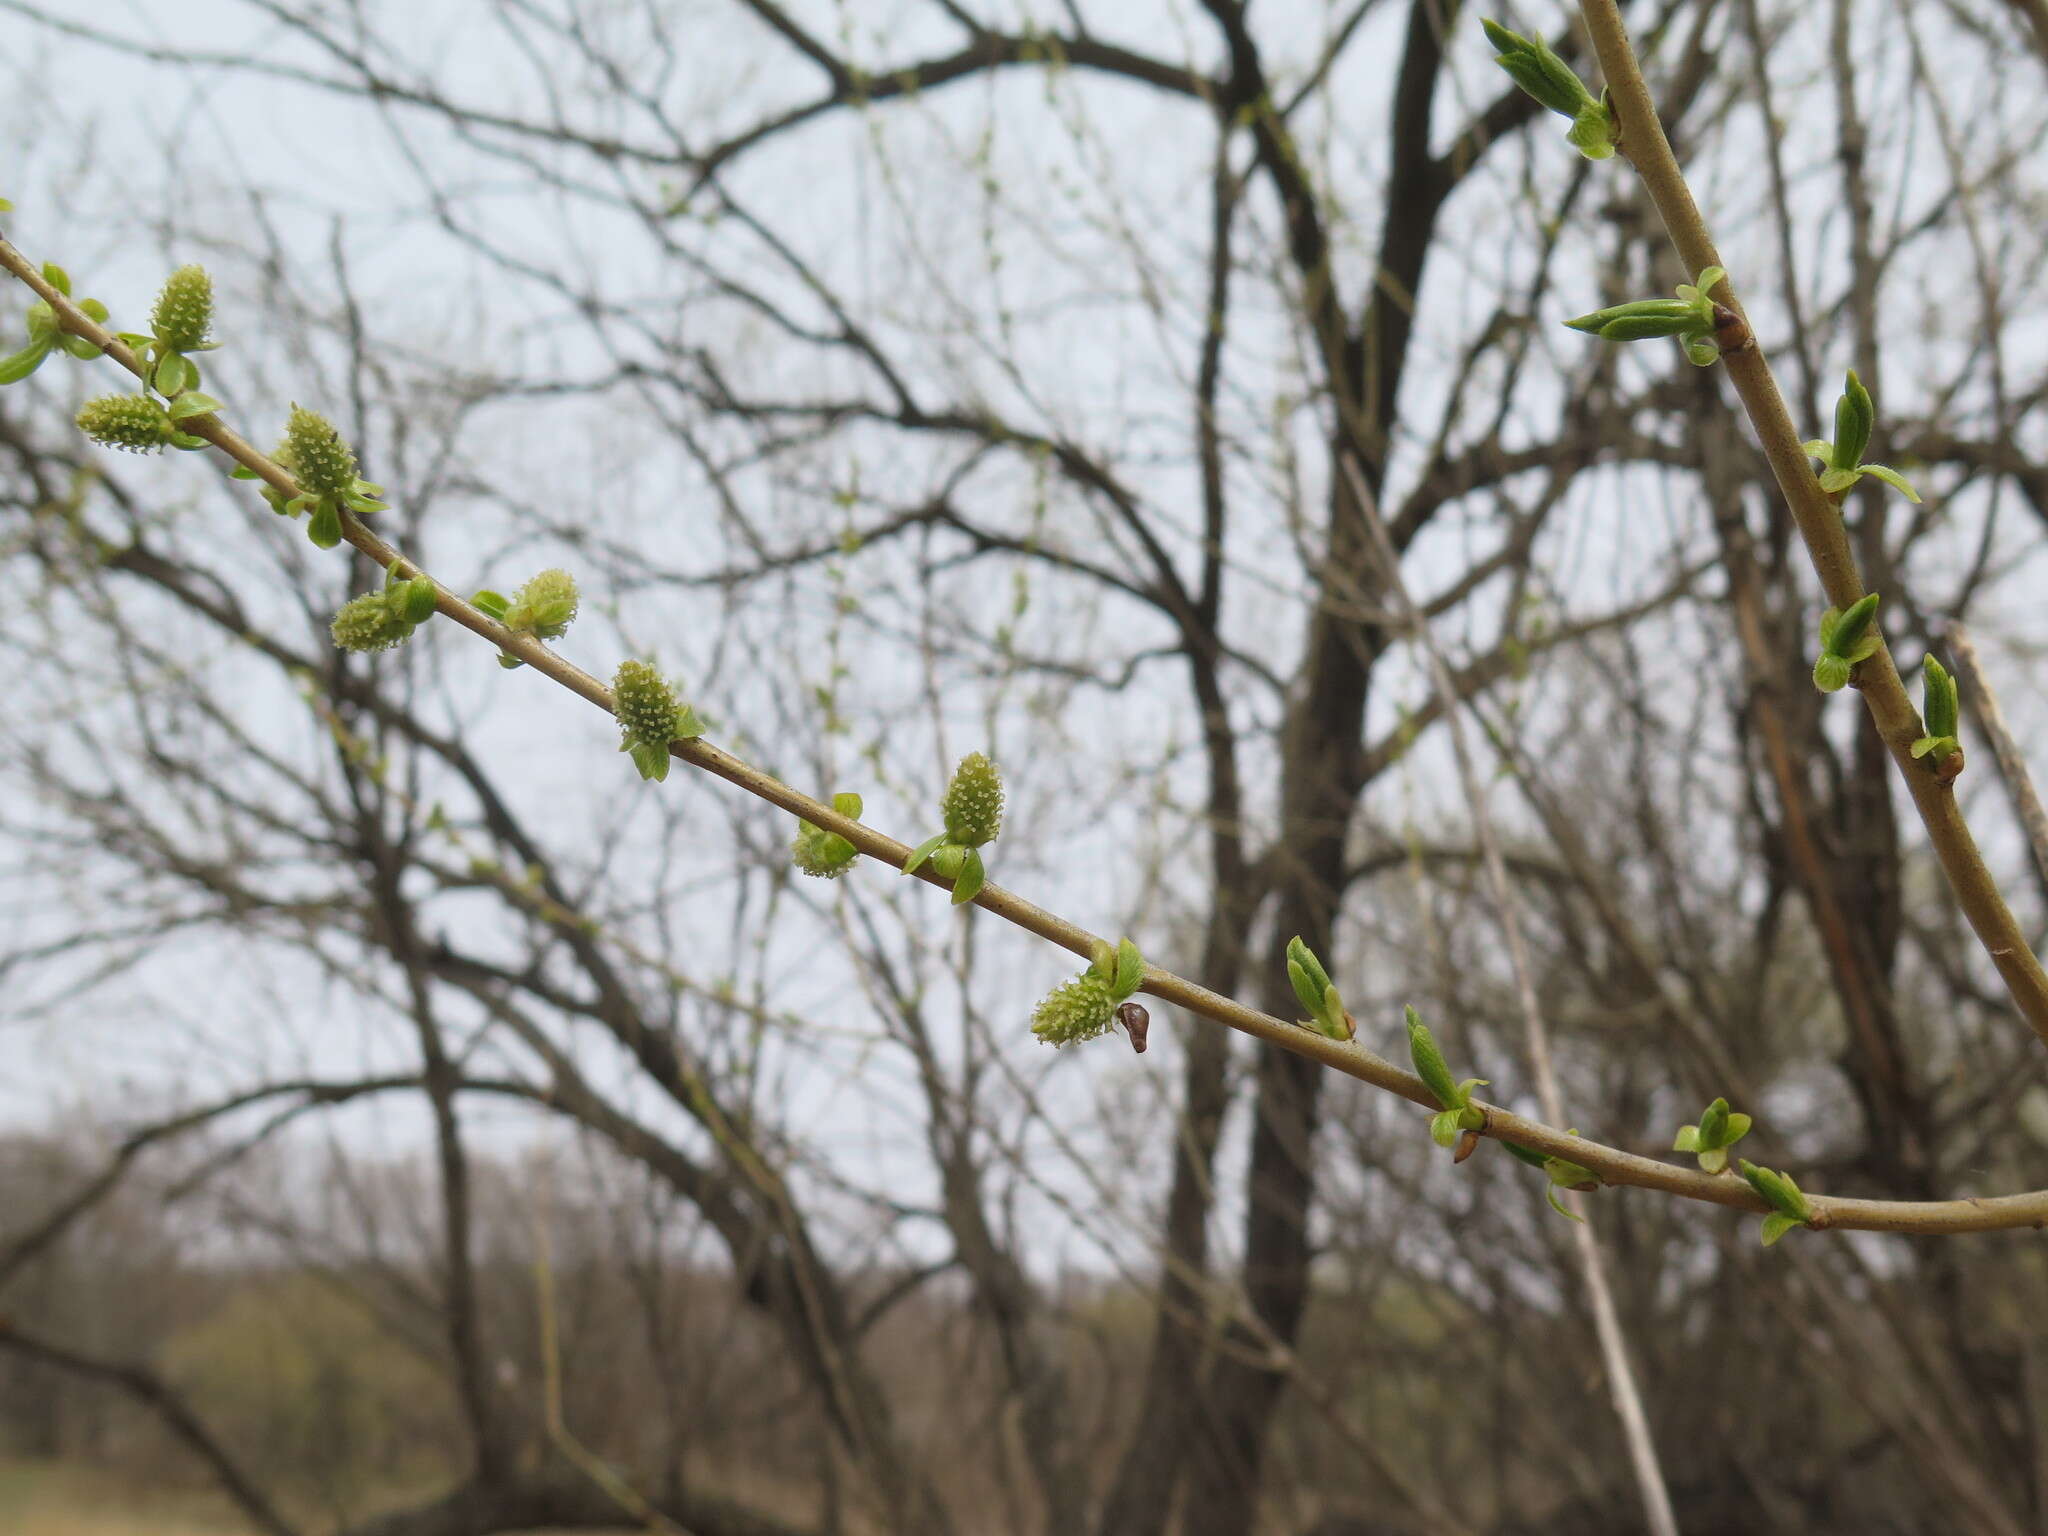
[151,265,214,352]
[792,821,859,879]
[505,568,579,639]
[1031,971,1118,1046]
[76,394,174,453]
[331,591,415,653]
[283,405,357,494]
[940,752,1004,846]
[613,659,682,752]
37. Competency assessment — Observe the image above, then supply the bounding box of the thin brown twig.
[1945,623,2048,911]
[1344,453,1678,1536]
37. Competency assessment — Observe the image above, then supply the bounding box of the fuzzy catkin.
[1031,972,1118,1046]
[507,568,579,640]
[284,405,357,494]
[151,265,214,352]
[792,822,858,879]
[76,394,172,453]
[331,592,414,653]
[613,660,682,751]
[940,752,1003,847]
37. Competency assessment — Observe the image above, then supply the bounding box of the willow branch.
[1576,0,2048,1049]
[5,232,2048,1237]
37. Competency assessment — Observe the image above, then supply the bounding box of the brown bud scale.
[1116,1001,1149,1053]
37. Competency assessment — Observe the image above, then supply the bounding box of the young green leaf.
[949,846,987,905]
[902,832,949,876]
[394,577,438,627]
[1760,1212,1801,1246]
[0,337,55,384]
[1113,938,1144,999]
[304,501,344,549]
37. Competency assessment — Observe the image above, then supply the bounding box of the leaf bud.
[1481,20,1596,121]
[1406,1006,1464,1111]
[1834,369,1874,473]
[1922,654,1958,743]
[1833,594,1880,653]
[1814,593,1882,692]
[1286,936,1332,1013]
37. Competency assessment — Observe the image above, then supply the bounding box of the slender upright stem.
[1947,624,2048,911]
[1577,0,2048,1048]
[1344,457,1679,1536]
